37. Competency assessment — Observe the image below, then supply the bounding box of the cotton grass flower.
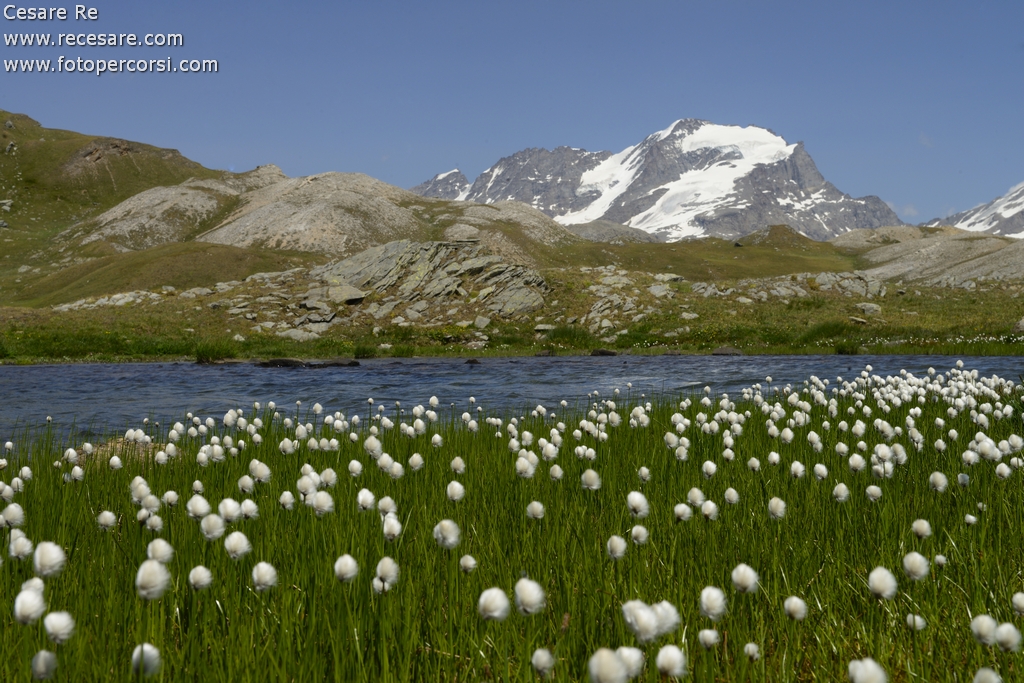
[189,566,213,590]
[312,490,334,516]
[865,485,883,502]
[784,596,808,620]
[971,615,998,645]
[478,587,511,621]
[744,643,760,660]
[2,502,25,527]
[616,647,645,679]
[14,588,46,624]
[357,488,376,510]
[224,531,252,560]
[1012,592,1024,616]
[278,491,295,510]
[674,503,692,522]
[655,645,686,678]
[626,491,649,518]
[906,614,927,630]
[581,469,601,490]
[433,519,461,549]
[700,586,727,621]
[97,511,116,530]
[995,622,1021,652]
[902,552,929,581]
[459,554,477,572]
[912,519,932,538]
[724,487,740,505]
[868,567,898,600]
[550,464,564,480]
[532,648,555,678]
[334,554,358,582]
[33,542,66,577]
[446,481,465,502]
[731,563,759,593]
[631,525,648,544]
[965,514,978,526]
[929,471,948,492]
[145,515,163,533]
[514,577,546,615]
[588,648,627,683]
[698,628,720,649]
[31,649,57,679]
[10,534,33,559]
[200,514,226,541]
[146,539,174,564]
[252,562,277,592]
[526,501,545,519]
[701,500,719,520]
[186,494,210,520]
[973,668,1002,683]
[768,497,786,520]
[848,658,887,683]
[374,557,399,593]
[833,483,851,502]
[131,643,161,677]
[135,560,170,600]
[43,611,74,644]
[607,535,627,560]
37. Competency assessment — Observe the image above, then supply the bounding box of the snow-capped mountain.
[413,119,900,241]
[928,180,1024,238]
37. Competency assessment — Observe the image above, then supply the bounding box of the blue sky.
[4,1,1022,222]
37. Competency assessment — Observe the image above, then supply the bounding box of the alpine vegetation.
[0,361,1021,680]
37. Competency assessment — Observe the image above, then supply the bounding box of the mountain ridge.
[412,118,901,241]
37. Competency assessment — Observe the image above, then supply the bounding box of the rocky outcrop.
[927,179,1024,237]
[410,169,471,200]
[310,240,549,317]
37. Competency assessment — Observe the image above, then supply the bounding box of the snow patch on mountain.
[930,180,1024,238]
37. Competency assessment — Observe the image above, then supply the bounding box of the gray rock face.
[927,180,1024,237]
[310,240,548,317]
[410,170,470,200]
[560,220,662,243]
[413,119,900,241]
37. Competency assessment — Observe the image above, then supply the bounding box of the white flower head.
[902,552,929,581]
[459,554,477,573]
[131,643,161,677]
[848,658,887,683]
[135,560,170,600]
[33,541,66,577]
[14,588,46,624]
[606,535,627,560]
[433,519,461,549]
[868,567,898,600]
[700,586,727,621]
[698,628,720,649]
[588,648,627,683]
[626,491,649,518]
[616,647,645,679]
[224,531,252,560]
[334,554,359,582]
[31,650,58,680]
[906,613,926,631]
[971,615,998,645]
[514,577,546,615]
[784,596,808,620]
[189,566,213,590]
[531,648,555,678]
[768,497,786,520]
[43,611,75,644]
[252,562,278,592]
[478,587,511,621]
[731,563,759,593]
[655,644,686,677]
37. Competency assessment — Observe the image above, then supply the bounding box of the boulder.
[276,328,320,342]
[1013,317,1024,334]
[534,324,556,332]
[855,302,882,316]
[326,284,366,305]
[711,346,743,356]
[474,316,491,329]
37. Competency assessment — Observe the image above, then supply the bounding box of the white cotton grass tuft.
[912,519,932,539]
[581,469,602,490]
[906,614,927,631]
[606,535,627,560]
[626,491,649,518]
[459,554,477,573]
[514,577,546,615]
[357,488,376,510]
[43,611,74,644]
[784,596,808,620]
[698,628,720,649]
[200,515,226,541]
[588,648,628,683]
[312,490,334,516]
[995,622,1021,652]
[2,502,25,527]
[674,503,693,522]
[189,566,213,590]
[615,647,645,679]
[1013,592,1024,616]
[526,501,545,519]
[531,648,555,678]
[902,552,929,581]
[868,567,898,600]
[224,531,252,560]
[744,643,760,661]
[135,559,170,600]
[655,644,687,678]
[550,464,564,481]
[731,563,759,593]
[375,557,399,592]
[433,520,461,549]
[687,487,705,507]
[131,643,161,677]
[833,483,851,502]
[33,541,66,577]
[848,658,887,683]
[478,587,511,621]
[622,600,659,643]
[251,562,278,592]
[185,494,211,520]
[767,497,786,520]
[446,481,465,502]
[700,586,727,621]
[14,588,46,624]
[651,600,680,637]
[97,510,117,530]
[146,539,174,564]
[10,534,33,559]
[701,500,719,520]
[971,615,998,645]
[630,525,649,544]
[724,487,740,505]
[973,668,1002,683]
[334,554,359,582]
[929,471,948,492]
[32,649,58,679]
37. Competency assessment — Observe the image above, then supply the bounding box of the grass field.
[1,362,1022,681]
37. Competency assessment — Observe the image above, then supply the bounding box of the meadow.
[1,361,1022,682]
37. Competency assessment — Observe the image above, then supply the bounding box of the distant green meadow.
[1,362,1022,681]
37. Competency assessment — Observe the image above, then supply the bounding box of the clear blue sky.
[4,0,1022,222]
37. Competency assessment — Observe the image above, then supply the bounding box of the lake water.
[0,355,1021,437]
